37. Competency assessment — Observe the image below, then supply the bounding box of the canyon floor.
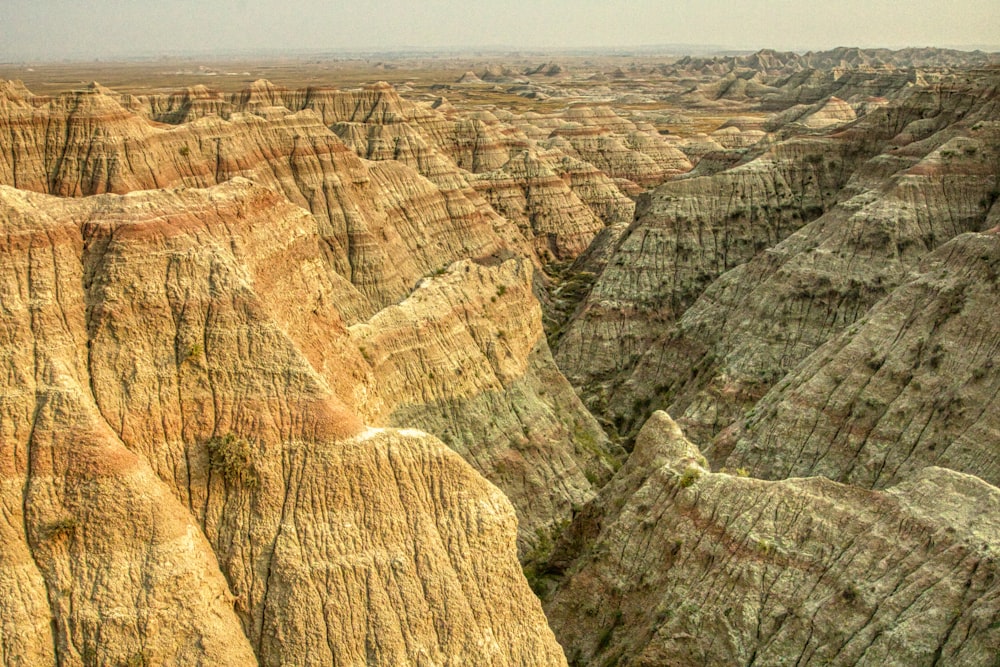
[1,47,999,666]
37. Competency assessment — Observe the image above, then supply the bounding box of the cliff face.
[545,412,1000,667]
[0,79,667,301]
[349,257,620,550]
[0,180,569,666]
[555,70,1000,446]
[470,149,609,260]
[0,83,518,315]
[720,229,1000,488]
[554,135,849,412]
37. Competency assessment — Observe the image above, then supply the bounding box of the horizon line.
[4,43,1000,66]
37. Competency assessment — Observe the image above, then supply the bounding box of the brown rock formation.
[0,82,520,314]
[554,136,847,418]
[555,70,1000,444]
[545,120,692,189]
[4,55,1000,667]
[350,258,620,550]
[627,86,998,448]
[545,412,1000,667]
[471,149,608,260]
[0,180,568,665]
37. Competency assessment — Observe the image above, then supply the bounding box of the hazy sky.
[4,0,999,60]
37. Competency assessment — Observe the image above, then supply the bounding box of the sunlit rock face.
[0,179,570,666]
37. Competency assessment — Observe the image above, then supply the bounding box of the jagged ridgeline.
[1,46,999,666]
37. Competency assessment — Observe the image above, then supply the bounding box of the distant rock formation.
[456,70,484,84]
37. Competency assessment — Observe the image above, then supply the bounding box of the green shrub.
[596,610,623,652]
[679,465,701,488]
[183,343,202,363]
[206,434,258,487]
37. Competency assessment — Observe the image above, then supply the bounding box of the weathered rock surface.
[767,96,858,130]
[721,228,1000,488]
[544,412,1000,667]
[556,69,1000,445]
[0,82,521,314]
[350,258,620,551]
[470,149,608,260]
[0,181,570,665]
[4,53,1000,667]
[554,135,848,416]
[544,121,692,189]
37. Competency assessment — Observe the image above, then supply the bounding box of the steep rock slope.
[721,228,1000,488]
[534,105,692,188]
[0,82,521,314]
[625,119,1000,448]
[555,70,1000,443]
[0,181,569,665]
[554,134,849,412]
[545,412,1000,667]
[326,89,637,260]
[350,258,620,550]
[0,80,631,551]
[0,79,653,305]
[470,149,608,260]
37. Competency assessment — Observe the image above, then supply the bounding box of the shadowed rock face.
[0,181,570,666]
[554,134,852,413]
[349,257,619,550]
[544,412,1000,667]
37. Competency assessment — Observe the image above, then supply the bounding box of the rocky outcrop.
[720,228,1000,488]
[555,70,1000,443]
[544,121,692,189]
[554,135,848,419]
[350,258,621,551]
[470,149,608,260]
[648,91,997,445]
[0,82,521,314]
[456,71,485,84]
[766,95,858,130]
[5,56,1000,667]
[669,47,999,77]
[0,78,638,547]
[544,412,1000,667]
[0,181,569,665]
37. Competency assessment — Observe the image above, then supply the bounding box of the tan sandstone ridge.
[0,180,569,665]
[0,80,523,315]
[544,412,1000,666]
[348,257,620,550]
[0,78,672,293]
[622,119,1000,451]
[554,133,849,414]
[124,79,647,260]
